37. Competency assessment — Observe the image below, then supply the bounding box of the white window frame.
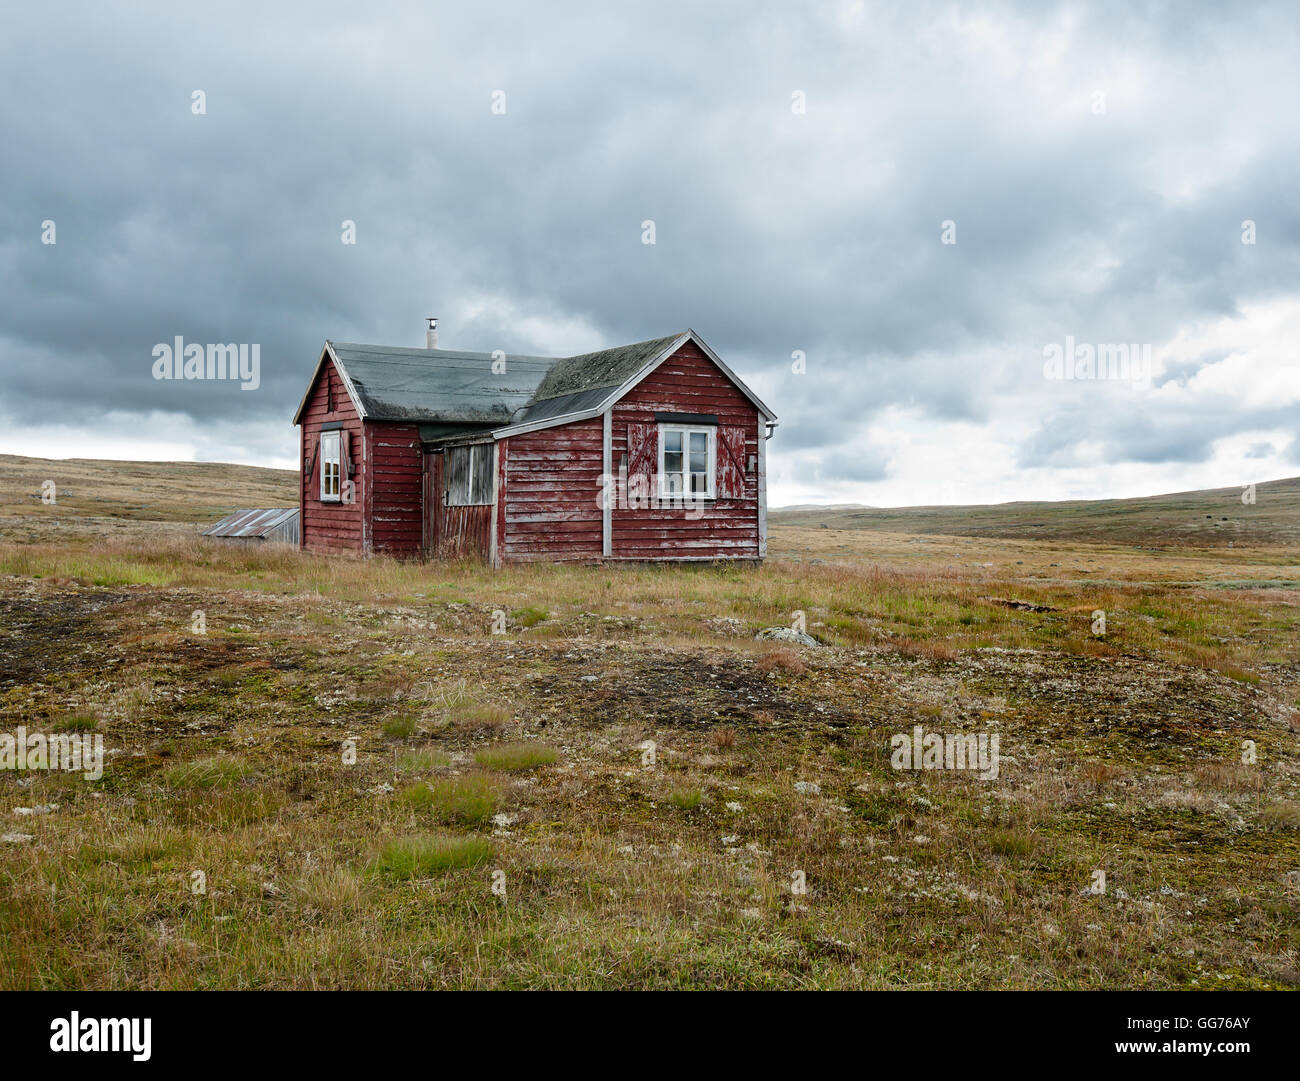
[319,430,341,502]
[657,423,716,501]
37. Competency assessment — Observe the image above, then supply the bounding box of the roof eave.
[492,403,609,440]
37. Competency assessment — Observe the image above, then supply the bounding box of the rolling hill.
[0,454,298,523]
[772,477,1300,548]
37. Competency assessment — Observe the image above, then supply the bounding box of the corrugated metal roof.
[325,333,686,425]
[203,508,299,538]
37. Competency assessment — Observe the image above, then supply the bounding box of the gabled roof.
[292,330,777,434]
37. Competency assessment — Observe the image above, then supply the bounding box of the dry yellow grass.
[1,461,1298,989]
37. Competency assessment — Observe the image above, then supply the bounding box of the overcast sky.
[2,1,1298,507]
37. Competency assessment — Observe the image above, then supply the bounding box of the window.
[445,444,494,506]
[320,430,341,501]
[658,424,715,499]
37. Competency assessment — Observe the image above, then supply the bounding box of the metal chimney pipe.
[426,317,439,349]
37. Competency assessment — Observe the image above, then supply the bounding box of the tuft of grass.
[474,742,557,772]
[164,756,249,789]
[1259,802,1300,832]
[988,827,1036,859]
[1080,761,1126,786]
[296,867,363,915]
[172,788,284,827]
[756,647,807,675]
[454,702,511,732]
[1193,760,1259,793]
[371,834,494,878]
[382,713,419,739]
[511,606,549,628]
[398,773,499,826]
[710,726,737,750]
[396,747,451,772]
[667,787,704,811]
[53,714,98,732]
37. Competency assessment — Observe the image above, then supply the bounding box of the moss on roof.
[528,333,685,403]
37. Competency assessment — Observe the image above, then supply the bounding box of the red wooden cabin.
[292,325,777,565]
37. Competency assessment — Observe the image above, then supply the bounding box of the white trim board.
[601,408,612,557]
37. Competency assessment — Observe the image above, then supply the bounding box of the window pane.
[664,451,683,473]
[689,431,707,453]
[665,472,683,494]
[321,433,340,498]
[689,471,706,493]
[445,446,471,506]
[470,445,493,505]
[664,430,682,453]
[689,448,706,472]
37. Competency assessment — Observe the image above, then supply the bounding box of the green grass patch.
[454,702,510,730]
[164,756,249,789]
[511,606,549,628]
[667,787,704,811]
[371,833,494,878]
[398,773,499,826]
[53,714,97,732]
[474,742,557,772]
[988,826,1037,859]
[382,713,419,739]
[396,747,451,771]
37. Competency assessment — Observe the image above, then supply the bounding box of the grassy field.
[773,476,1300,548]
[0,454,298,528]
[1,457,1298,989]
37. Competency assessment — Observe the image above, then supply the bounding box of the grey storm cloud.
[817,448,891,486]
[1018,395,1300,469]
[1,1,1298,483]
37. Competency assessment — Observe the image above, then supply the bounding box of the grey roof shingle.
[528,333,684,403]
[323,333,687,427]
[329,343,555,424]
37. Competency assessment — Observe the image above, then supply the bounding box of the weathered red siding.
[300,360,364,553]
[367,422,422,557]
[298,336,767,564]
[610,340,760,559]
[500,417,604,563]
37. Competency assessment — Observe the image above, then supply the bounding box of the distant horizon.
[4,449,1295,514]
